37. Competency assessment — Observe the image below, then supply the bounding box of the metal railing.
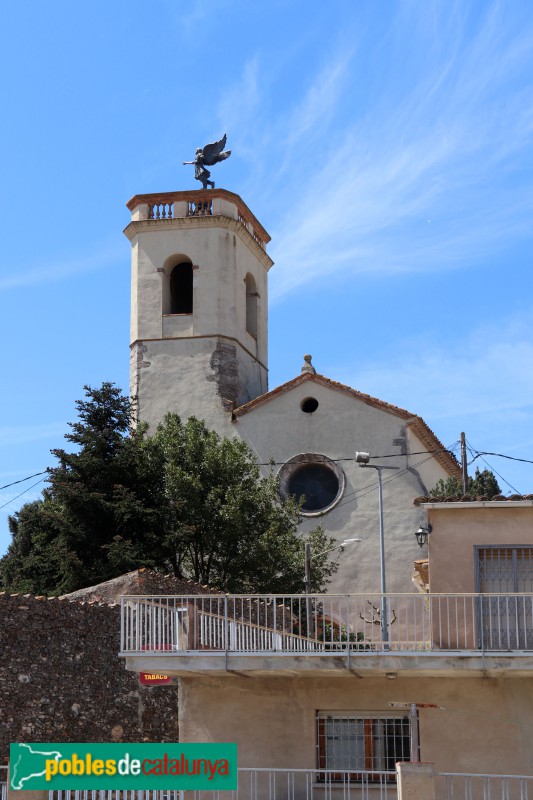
[38,770,533,800]
[51,793,181,800]
[0,765,7,800]
[50,769,396,800]
[120,593,533,656]
[436,772,533,800]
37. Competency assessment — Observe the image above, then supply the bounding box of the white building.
[124,188,460,595]
[121,200,533,787]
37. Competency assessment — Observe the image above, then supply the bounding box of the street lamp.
[304,537,362,638]
[304,538,363,595]
[355,451,399,644]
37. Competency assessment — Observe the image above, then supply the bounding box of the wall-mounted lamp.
[415,523,432,547]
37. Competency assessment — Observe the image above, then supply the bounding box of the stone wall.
[0,593,179,759]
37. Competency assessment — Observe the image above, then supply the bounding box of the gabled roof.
[233,372,461,478]
[61,568,222,604]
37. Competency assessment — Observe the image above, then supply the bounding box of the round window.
[300,397,319,413]
[279,453,345,516]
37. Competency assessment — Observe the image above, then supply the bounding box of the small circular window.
[279,453,345,516]
[300,397,319,413]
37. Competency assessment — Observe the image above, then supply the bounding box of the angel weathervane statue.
[183,134,231,189]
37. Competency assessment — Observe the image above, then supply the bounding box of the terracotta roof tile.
[61,569,223,604]
[415,495,533,505]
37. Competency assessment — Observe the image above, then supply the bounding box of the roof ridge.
[233,372,460,477]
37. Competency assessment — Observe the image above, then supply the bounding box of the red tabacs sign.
[139,673,174,686]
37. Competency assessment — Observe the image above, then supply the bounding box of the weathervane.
[183,134,231,190]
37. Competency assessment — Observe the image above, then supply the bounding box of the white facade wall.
[126,191,455,595]
[127,209,272,432]
[234,381,449,594]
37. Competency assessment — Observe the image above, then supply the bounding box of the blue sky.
[1,0,533,555]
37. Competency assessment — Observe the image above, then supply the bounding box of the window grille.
[317,712,413,780]
[477,547,533,593]
[476,546,533,649]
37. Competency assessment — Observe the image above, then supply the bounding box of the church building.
[124,188,460,594]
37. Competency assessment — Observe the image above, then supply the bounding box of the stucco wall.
[129,214,270,428]
[428,506,533,593]
[179,673,533,776]
[132,336,267,434]
[0,593,179,760]
[127,200,455,597]
[234,382,449,594]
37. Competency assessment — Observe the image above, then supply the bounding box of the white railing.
[198,768,396,799]
[51,793,181,800]
[0,765,7,800]
[50,770,396,800]
[120,593,533,656]
[43,771,533,800]
[436,772,533,800]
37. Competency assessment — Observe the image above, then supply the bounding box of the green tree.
[0,385,337,595]
[147,413,337,593]
[429,468,501,498]
[1,384,166,594]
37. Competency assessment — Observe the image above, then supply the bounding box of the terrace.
[119,592,533,677]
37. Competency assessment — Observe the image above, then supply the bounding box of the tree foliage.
[429,468,501,499]
[1,384,165,594]
[0,384,338,595]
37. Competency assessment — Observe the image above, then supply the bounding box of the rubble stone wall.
[0,593,179,759]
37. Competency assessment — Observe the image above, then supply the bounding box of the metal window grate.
[317,712,412,776]
[477,547,533,650]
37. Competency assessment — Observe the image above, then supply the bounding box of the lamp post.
[355,452,399,644]
[304,538,362,636]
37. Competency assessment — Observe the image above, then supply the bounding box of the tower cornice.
[125,189,273,270]
[123,213,274,270]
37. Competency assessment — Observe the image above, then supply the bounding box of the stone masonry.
[0,592,179,760]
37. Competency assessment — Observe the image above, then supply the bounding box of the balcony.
[119,593,533,677]
[33,770,533,800]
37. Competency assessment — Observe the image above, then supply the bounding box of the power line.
[465,441,521,495]
[333,451,445,511]
[0,471,48,492]
[254,448,457,467]
[469,450,533,467]
[0,477,48,512]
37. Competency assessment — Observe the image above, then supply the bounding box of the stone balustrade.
[126,189,270,249]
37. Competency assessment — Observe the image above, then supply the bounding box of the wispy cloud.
[0,243,123,292]
[333,309,533,470]
[219,3,533,299]
[0,423,67,446]
[166,0,235,41]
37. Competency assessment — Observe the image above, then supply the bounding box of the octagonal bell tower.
[125,189,273,434]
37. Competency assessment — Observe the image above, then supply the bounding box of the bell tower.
[124,189,273,433]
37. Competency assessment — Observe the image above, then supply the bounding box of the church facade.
[124,188,460,594]
[50,186,533,800]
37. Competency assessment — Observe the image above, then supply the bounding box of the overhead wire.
[1,441,530,517]
[0,471,48,492]
[468,450,533,467]
[332,446,459,511]
[465,439,521,495]
[0,477,48,512]
[254,448,458,467]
